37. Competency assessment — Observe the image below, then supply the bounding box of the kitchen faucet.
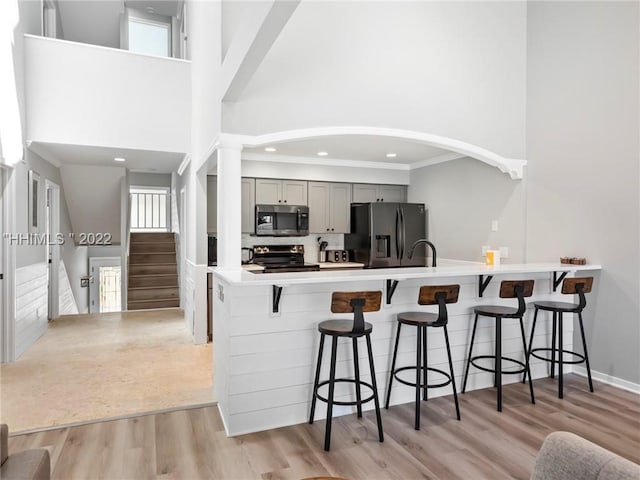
[407,239,437,267]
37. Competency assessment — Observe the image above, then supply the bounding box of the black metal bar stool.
[523,276,594,398]
[309,291,384,451]
[462,280,536,411]
[385,284,461,430]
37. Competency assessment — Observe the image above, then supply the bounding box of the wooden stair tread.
[128,286,179,291]
[128,274,177,278]
[127,232,179,311]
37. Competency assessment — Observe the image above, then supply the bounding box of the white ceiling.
[30,142,184,173]
[243,135,455,166]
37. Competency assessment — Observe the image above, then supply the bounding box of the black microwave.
[255,204,309,236]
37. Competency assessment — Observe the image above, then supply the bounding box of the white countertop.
[211,260,601,286]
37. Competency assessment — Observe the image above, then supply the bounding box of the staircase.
[127,232,179,310]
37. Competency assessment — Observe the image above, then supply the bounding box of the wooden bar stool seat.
[309,291,384,451]
[524,277,594,399]
[462,280,536,412]
[318,320,373,336]
[385,285,461,430]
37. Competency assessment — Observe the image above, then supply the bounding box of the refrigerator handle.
[400,207,405,260]
[395,208,401,260]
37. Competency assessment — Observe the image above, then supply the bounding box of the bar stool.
[309,291,384,451]
[462,280,536,411]
[385,285,461,430]
[523,277,594,398]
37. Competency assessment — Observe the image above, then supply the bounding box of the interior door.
[0,169,4,345]
[45,181,60,320]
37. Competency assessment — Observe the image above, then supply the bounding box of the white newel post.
[217,140,243,269]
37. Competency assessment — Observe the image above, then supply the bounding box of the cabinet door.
[241,178,256,233]
[352,184,379,203]
[206,176,217,233]
[255,178,282,204]
[330,183,351,233]
[379,184,406,202]
[308,182,330,233]
[282,180,307,205]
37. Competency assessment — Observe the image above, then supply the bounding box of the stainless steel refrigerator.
[345,203,428,268]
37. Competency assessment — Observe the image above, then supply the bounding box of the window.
[127,16,171,57]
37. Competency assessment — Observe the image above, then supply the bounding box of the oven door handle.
[296,208,301,231]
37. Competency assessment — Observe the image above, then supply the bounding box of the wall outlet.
[491,220,499,232]
[482,245,490,256]
[500,246,509,258]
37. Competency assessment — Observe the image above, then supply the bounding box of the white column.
[217,140,243,269]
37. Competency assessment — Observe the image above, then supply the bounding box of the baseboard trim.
[573,366,640,394]
[9,401,217,437]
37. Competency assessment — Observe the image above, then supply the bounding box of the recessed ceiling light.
[114,157,126,162]
[146,6,154,13]
[264,147,276,152]
[386,153,397,158]
[317,151,328,157]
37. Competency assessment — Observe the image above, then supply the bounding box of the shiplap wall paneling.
[214,272,571,436]
[15,263,49,358]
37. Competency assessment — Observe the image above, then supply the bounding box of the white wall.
[60,164,125,245]
[15,150,89,313]
[24,35,191,154]
[526,1,640,385]
[408,158,526,263]
[223,1,527,159]
[129,172,171,188]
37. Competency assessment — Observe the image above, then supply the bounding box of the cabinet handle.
[376,198,379,202]
[331,228,334,231]
[278,200,282,203]
[284,200,287,203]
[326,228,330,232]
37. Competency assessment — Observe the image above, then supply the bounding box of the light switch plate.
[500,246,509,258]
[482,245,490,255]
[491,220,499,232]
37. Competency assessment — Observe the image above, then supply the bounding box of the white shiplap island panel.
[211,261,601,437]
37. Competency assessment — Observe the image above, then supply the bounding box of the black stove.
[252,245,320,273]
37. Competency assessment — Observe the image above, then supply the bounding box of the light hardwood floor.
[8,374,640,480]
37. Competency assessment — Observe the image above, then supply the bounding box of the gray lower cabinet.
[308,182,351,233]
[241,178,255,233]
[207,175,217,233]
[352,183,406,203]
[255,179,307,205]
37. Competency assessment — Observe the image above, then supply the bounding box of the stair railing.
[130,190,170,231]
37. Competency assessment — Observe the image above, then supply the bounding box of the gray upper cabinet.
[207,176,217,233]
[308,182,351,233]
[255,179,307,205]
[352,183,406,203]
[241,178,256,233]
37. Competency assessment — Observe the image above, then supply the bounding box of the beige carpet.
[1,309,214,433]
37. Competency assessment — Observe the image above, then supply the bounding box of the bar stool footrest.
[392,366,454,389]
[530,347,586,365]
[315,379,376,406]
[470,355,527,375]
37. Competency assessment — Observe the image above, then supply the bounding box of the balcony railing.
[130,191,170,231]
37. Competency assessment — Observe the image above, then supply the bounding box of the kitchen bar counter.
[211,260,601,437]
[212,260,600,286]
